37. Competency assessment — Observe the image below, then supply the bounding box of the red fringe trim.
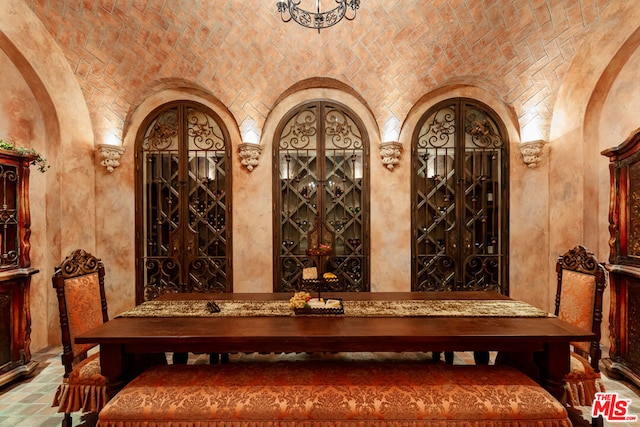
[564,377,606,407]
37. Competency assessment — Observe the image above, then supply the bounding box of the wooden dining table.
[76,291,595,403]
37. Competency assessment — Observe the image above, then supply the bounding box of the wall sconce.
[379,142,403,171]
[238,143,262,172]
[97,144,124,173]
[382,116,401,143]
[518,140,546,168]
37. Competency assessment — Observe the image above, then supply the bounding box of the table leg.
[473,351,490,365]
[535,342,570,403]
[495,351,541,382]
[99,344,129,401]
[495,343,569,403]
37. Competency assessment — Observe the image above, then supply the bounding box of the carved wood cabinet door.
[136,102,231,303]
[602,130,640,388]
[0,150,39,386]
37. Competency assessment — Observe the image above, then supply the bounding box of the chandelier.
[277,0,360,33]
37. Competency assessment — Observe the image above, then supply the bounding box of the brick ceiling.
[26,0,614,142]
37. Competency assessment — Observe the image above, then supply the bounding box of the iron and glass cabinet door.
[412,99,508,293]
[136,102,232,303]
[274,102,369,292]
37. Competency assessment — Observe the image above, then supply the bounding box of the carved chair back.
[554,245,606,371]
[52,249,108,376]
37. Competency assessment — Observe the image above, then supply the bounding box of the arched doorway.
[135,101,232,302]
[273,101,370,292]
[412,98,509,293]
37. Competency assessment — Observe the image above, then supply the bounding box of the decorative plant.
[0,139,50,173]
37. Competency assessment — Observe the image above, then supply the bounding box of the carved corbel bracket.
[238,142,263,172]
[379,141,403,171]
[519,140,546,168]
[97,144,125,173]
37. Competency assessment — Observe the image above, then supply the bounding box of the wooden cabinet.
[0,149,39,387]
[601,128,640,388]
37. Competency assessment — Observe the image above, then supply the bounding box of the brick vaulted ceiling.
[26,0,613,143]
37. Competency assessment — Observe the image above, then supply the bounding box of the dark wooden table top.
[76,292,594,354]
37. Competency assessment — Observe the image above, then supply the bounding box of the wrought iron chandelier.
[277,0,360,33]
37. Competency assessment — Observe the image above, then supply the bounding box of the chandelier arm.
[343,11,357,21]
[279,12,293,23]
[277,1,293,23]
[344,0,360,20]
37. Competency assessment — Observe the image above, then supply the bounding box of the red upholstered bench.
[97,361,571,427]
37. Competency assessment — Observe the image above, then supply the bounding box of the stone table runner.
[118,298,549,318]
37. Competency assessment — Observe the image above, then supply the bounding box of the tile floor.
[0,347,639,427]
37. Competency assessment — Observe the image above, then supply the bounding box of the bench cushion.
[98,361,571,427]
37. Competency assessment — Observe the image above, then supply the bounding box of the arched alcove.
[106,85,242,314]
[0,0,96,350]
[244,81,396,291]
[399,85,550,304]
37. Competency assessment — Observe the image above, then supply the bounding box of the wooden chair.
[51,249,108,427]
[555,245,606,427]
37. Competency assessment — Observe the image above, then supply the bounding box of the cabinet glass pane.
[186,107,227,293]
[628,282,640,366]
[628,161,640,257]
[0,164,19,269]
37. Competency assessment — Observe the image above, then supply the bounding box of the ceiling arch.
[24,0,618,145]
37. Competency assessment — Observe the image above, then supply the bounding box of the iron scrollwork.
[144,109,178,151]
[143,258,180,301]
[417,106,456,149]
[187,108,225,151]
[280,109,317,150]
[465,108,503,149]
